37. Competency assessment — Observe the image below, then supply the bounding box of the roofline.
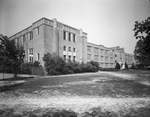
[9,17,87,38]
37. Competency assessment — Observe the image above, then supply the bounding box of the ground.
[0,70,150,117]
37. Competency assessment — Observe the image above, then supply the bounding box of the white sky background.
[0,0,150,54]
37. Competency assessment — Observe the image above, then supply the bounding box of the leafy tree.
[0,34,25,78]
[133,17,150,67]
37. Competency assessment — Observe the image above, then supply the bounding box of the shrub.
[19,62,33,74]
[125,62,129,69]
[43,53,99,75]
[100,68,119,71]
[115,62,120,69]
[88,61,100,71]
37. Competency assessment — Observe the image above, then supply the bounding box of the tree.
[0,34,25,78]
[133,17,150,67]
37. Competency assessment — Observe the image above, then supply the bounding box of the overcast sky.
[0,0,150,53]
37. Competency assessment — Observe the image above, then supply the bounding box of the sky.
[0,0,150,54]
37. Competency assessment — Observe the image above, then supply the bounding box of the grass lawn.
[0,70,150,117]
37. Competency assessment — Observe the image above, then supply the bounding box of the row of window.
[64,55,76,62]
[100,63,114,68]
[87,54,114,62]
[14,27,40,45]
[63,31,76,42]
[63,46,76,52]
[87,46,109,55]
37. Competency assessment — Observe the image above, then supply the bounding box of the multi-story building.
[9,17,87,66]
[9,17,135,68]
[87,42,115,68]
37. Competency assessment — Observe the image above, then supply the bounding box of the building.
[9,17,135,68]
[9,17,87,66]
[87,42,115,68]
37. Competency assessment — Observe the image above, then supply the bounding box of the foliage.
[19,61,43,74]
[115,62,120,69]
[19,62,33,74]
[125,62,128,69]
[0,34,25,78]
[88,61,100,71]
[133,17,150,67]
[100,68,119,71]
[130,63,136,69]
[43,53,99,75]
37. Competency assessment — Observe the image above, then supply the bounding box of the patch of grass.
[0,77,34,81]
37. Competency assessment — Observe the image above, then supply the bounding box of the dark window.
[23,35,26,43]
[30,31,33,40]
[73,56,76,62]
[68,56,71,61]
[63,46,66,51]
[73,34,75,42]
[37,53,40,60]
[73,48,75,52]
[68,47,71,52]
[115,54,117,57]
[63,31,66,40]
[68,32,71,41]
[64,55,66,61]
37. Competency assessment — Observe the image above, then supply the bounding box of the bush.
[19,62,33,74]
[125,62,129,69]
[115,62,120,69]
[100,68,119,71]
[88,61,100,71]
[19,61,43,74]
[43,53,99,75]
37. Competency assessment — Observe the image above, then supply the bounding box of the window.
[105,50,108,55]
[23,35,26,43]
[29,48,33,63]
[68,32,71,41]
[94,48,99,53]
[73,56,76,62]
[37,53,40,60]
[110,57,113,62]
[63,46,66,51]
[100,49,103,54]
[68,55,71,61]
[36,27,39,35]
[115,54,117,57]
[100,56,104,61]
[87,46,91,52]
[105,56,108,61]
[94,55,99,61]
[73,48,75,52]
[63,31,66,40]
[28,33,31,40]
[73,34,75,42]
[105,63,108,67]
[30,31,33,40]
[16,38,19,45]
[64,55,66,61]
[87,54,91,60]
[68,47,71,52]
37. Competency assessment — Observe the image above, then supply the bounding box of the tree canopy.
[133,17,150,67]
[0,34,25,78]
